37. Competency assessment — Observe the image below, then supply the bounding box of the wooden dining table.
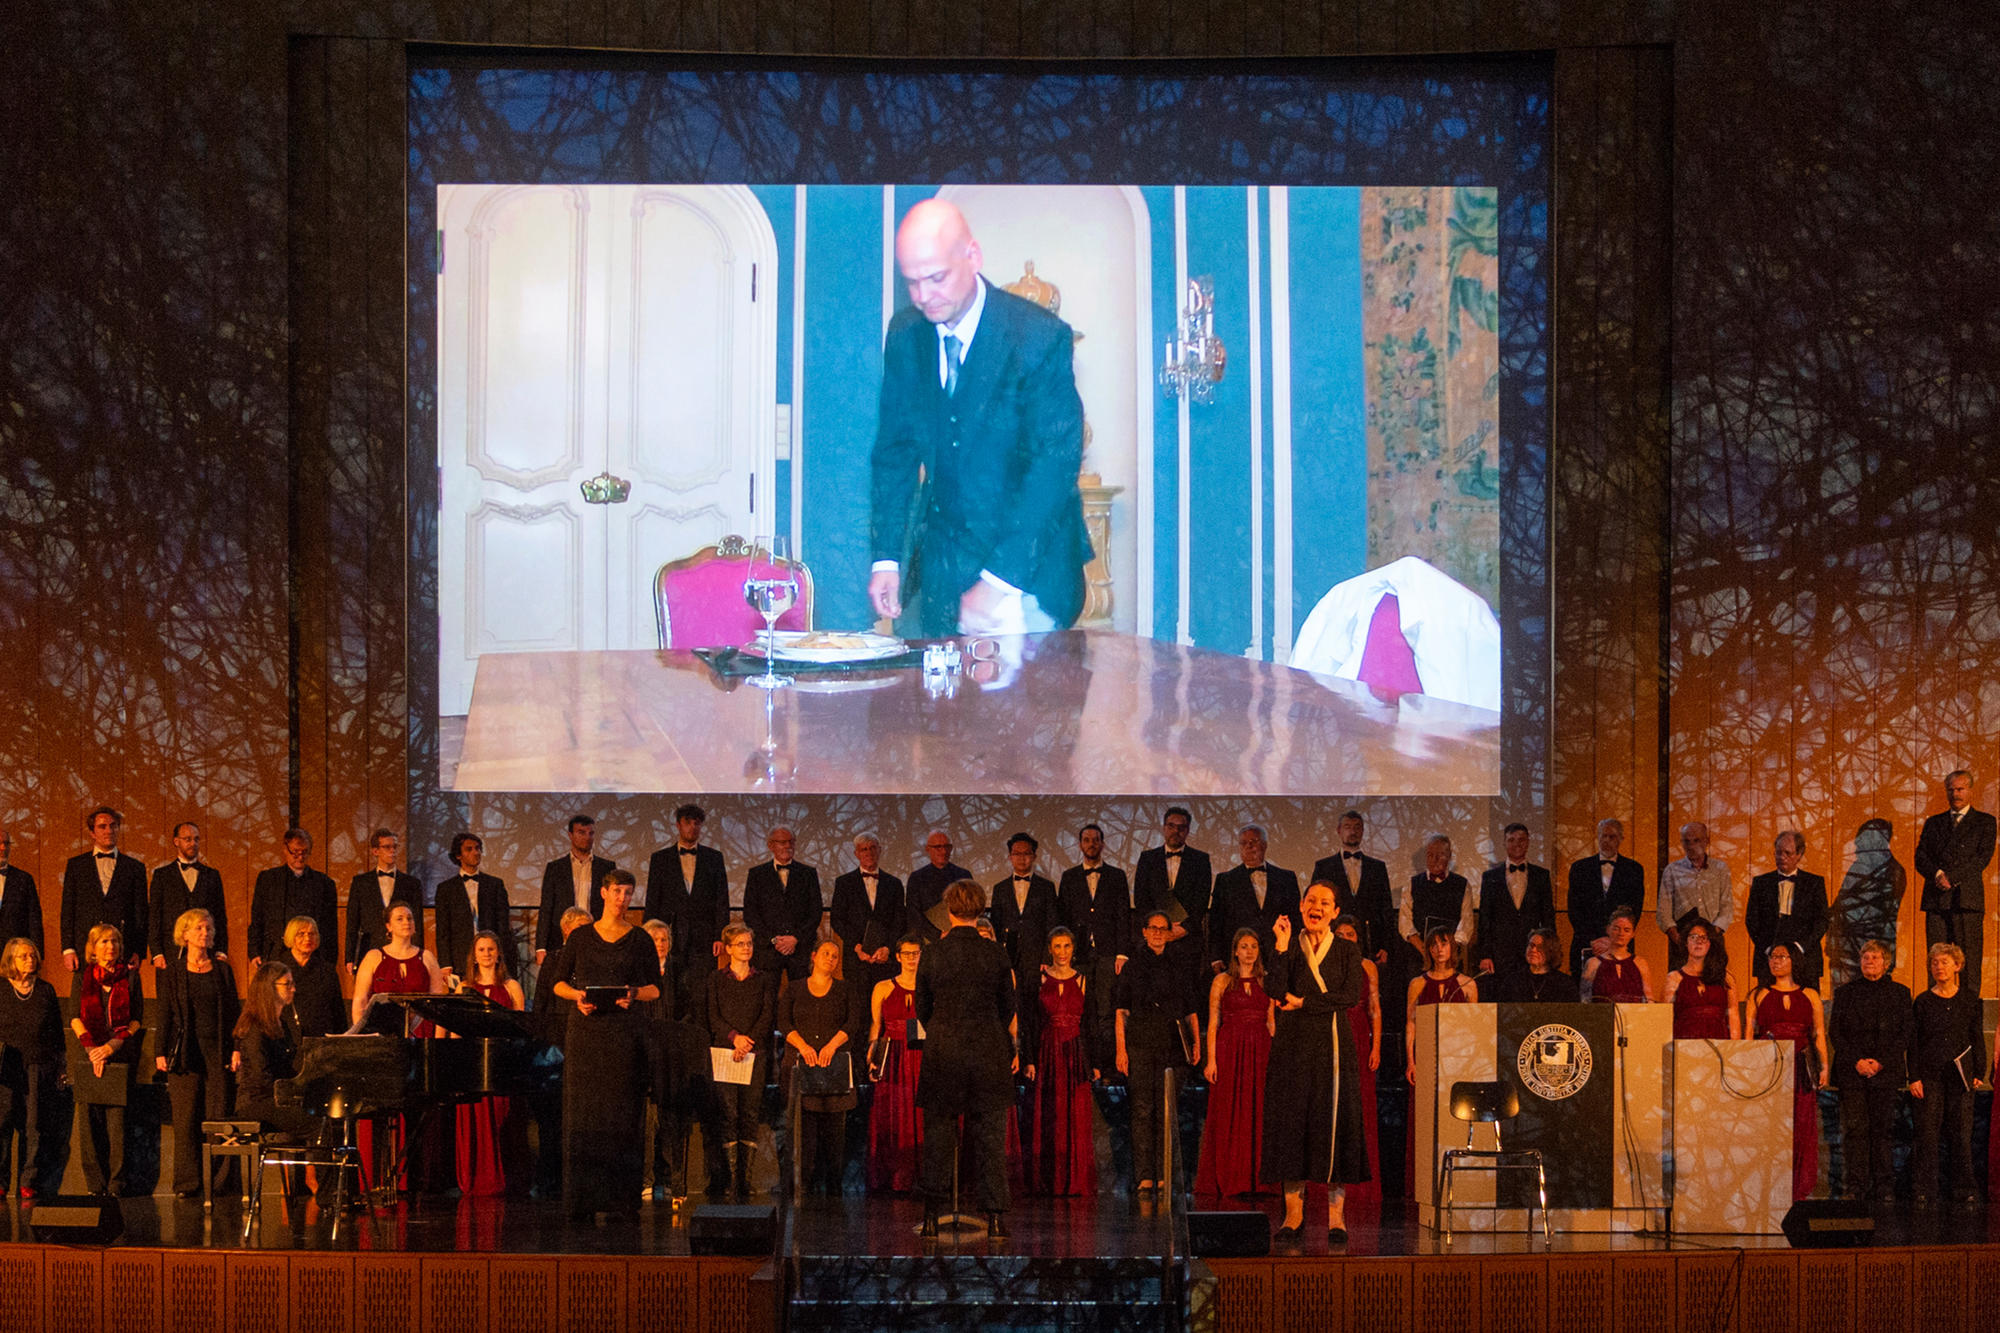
[450,629,1502,796]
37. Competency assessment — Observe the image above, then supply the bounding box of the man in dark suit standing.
[830,832,906,989]
[867,198,1090,639]
[0,830,44,960]
[433,832,512,981]
[1056,822,1130,1065]
[61,806,148,970]
[1915,769,1997,996]
[1474,823,1557,979]
[345,828,424,971]
[743,827,822,980]
[1565,817,1647,980]
[1311,809,1397,967]
[1132,807,1213,983]
[147,821,229,966]
[647,804,730,962]
[536,814,614,969]
[990,833,1059,986]
[915,879,1018,1237]
[1208,825,1302,971]
[248,827,338,969]
[1745,830,1831,989]
[906,830,970,942]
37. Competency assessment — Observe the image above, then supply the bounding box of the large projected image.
[436,180,1504,796]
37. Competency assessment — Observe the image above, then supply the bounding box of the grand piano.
[275,991,561,1199]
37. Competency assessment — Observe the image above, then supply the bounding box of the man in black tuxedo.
[536,814,615,969]
[433,832,513,981]
[1056,823,1130,975]
[345,828,424,970]
[867,199,1090,639]
[743,827,823,980]
[1310,809,1397,967]
[1746,830,1830,989]
[148,821,229,966]
[1131,806,1213,970]
[990,832,1059,984]
[61,806,148,970]
[1565,817,1647,980]
[1474,823,1557,979]
[0,830,44,960]
[830,832,906,989]
[248,828,339,969]
[647,804,731,961]
[915,879,1018,1236]
[1915,769,1997,996]
[906,830,970,942]
[1208,825,1302,971]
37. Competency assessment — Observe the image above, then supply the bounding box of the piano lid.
[386,992,541,1041]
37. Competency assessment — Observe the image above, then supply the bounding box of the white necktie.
[1778,877,1795,917]
[862,874,877,908]
[1250,869,1266,908]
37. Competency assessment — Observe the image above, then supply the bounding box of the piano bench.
[200,1121,264,1210]
[259,1141,365,1213]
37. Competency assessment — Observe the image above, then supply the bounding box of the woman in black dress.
[781,937,865,1194]
[281,915,346,1037]
[155,909,242,1196]
[708,922,777,1199]
[549,869,660,1221]
[1262,882,1368,1246]
[0,938,63,1199]
[1910,941,1985,1207]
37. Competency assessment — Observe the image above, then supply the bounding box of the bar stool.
[1436,1080,1550,1243]
[200,1120,263,1208]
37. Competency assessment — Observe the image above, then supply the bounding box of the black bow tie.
[1013,876,1030,883]
[1164,851,1181,859]
[1342,851,1360,860]
[463,874,478,882]
[1601,857,1617,864]
[377,871,395,878]
[179,861,198,871]
[1507,864,1527,872]
[95,851,116,860]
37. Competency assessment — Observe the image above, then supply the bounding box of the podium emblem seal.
[1518,1024,1593,1100]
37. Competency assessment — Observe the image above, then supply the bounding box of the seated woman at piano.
[349,902,444,1033]
[281,915,346,1038]
[450,929,529,1197]
[234,961,317,1141]
[549,868,659,1221]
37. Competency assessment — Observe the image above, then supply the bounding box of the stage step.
[789,1253,1180,1331]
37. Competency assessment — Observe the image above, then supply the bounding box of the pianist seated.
[234,962,317,1141]
[349,902,444,1034]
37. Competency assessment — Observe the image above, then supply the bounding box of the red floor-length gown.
[454,979,530,1196]
[1195,974,1273,1198]
[866,981,924,1192]
[1343,979,1382,1211]
[1028,973,1097,1196]
[357,952,442,1191]
[1755,986,1820,1201]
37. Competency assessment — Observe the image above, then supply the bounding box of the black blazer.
[1207,864,1303,967]
[1745,869,1830,986]
[247,866,338,965]
[1829,975,1911,1089]
[870,279,1090,636]
[1474,863,1558,974]
[148,862,228,961]
[0,866,45,960]
[829,868,907,967]
[913,926,1017,1114]
[743,860,824,979]
[905,860,971,941]
[989,873,1059,978]
[1132,845,1214,931]
[1310,851,1396,960]
[156,957,241,1070]
[647,843,731,958]
[1915,808,1997,913]
[536,854,616,956]
[61,850,148,961]
[1055,863,1132,966]
[344,870,425,966]
[433,873,513,977]
[1565,855,1646,961]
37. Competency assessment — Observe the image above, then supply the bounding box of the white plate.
[742,631,908,664]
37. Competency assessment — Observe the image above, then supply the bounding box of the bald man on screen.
[868,199,1090,638]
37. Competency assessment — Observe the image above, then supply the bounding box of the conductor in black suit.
[1474,823,1558,978]
[915,879,1018,1237]
[536,815,615,968]
[1915,769,1998,996]
[830,833,906,989]
[990,832,1058,986]
[345,828,424,970]
[1132,807,1213,982]
[1310,810,1397,967]
[1565,818,1647,980]
[647,804,731,962]
[867,198,1090,639]
[1209,826,1302,971]
[1746,830,1830,989]
[247,828,338,970]
[0,830,43,960]
[149,821,229,967]
[61,806,148,970]
[743,827,823,980]
[433,832,513,980]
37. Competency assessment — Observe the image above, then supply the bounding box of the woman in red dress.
[351,902,444,1189]
[1580,910,1653,1003]
[1403,928,1476,1192]
[1195,928,1274,1198]
[1024,928,1097,1196]
[1750,942,1830,1200]
[1334,919,1382,1211]
[866,936,925,1192]
[452,931,529,1196]
[1663,918,1738,1039]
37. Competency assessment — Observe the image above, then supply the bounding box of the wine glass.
[742,535,798,690]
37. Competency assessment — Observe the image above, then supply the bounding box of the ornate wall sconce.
[1159,276,1226,404]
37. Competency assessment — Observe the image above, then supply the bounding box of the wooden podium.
[1667,1038,1793,1234]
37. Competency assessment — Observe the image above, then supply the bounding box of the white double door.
[437,183,778,715]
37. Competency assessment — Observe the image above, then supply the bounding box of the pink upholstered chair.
[653,535,814,650]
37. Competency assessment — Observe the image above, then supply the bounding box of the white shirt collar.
[940,278,988,355]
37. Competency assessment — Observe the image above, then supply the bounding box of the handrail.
[1161,1064,1188,1332]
